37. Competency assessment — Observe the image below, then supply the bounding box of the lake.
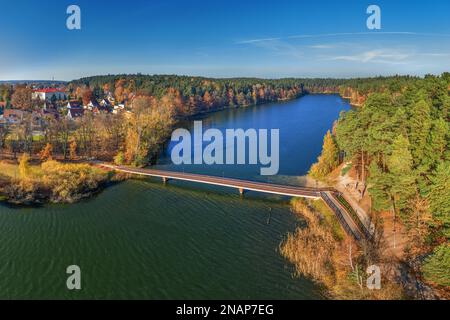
[0,94,350,299]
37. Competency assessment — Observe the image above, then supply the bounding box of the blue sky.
[1,0,450,80]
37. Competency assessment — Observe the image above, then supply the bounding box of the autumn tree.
[124,96,174,166]
[58,118,72,159]
[115,79,126,102]
[40,143,53,161]
[69,138,78,160]
[18,153,31,179]
[203,91,214,111]
[75,113,96,158]
[102,83,110,93]
[75,86,83,100]
[0,124,9,150]
[11,87,33,110]
[81,87,94,106]
[405,195,432,255]
[309,131,339,180]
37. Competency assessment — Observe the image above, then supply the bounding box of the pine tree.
[368,162,392,211]
[427,161,450,238]
[425,118,449,169]
[422,244,450,287]
[408,99,432,168]
[388,135,416,211]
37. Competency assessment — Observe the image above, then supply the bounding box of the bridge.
[99,164,372,241]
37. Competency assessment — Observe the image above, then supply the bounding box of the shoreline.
[0,159,127,206]
[0,92,349,206]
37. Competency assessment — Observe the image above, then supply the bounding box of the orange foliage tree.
[69,139,77,160]
[40,143,53,161]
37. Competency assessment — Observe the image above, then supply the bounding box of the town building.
[67,107,84,120]
[67,101,82,109]
[32,88,67,101]
[2,109,27,124]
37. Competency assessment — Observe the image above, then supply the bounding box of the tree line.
[309,73,449,288]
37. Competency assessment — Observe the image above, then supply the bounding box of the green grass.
[310,199,345,241]
[32,135,44,142]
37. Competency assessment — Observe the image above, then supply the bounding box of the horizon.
[1,0,450,80]
[0,72,445,84]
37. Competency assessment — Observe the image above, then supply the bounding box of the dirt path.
[333,164,408,259]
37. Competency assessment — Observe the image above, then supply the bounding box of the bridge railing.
[320,192,362,241]
[332,192,374,240]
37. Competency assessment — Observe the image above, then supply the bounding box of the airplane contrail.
[236,32,450,44]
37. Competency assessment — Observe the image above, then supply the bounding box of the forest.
[68,74,423,115]
[308,73,450,294]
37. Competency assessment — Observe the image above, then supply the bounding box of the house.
[32,88,66,101]
[112,103,126,114]
[67,107,84,120]
[42,101,58,111]
[106,92,115,104]
[0,102,6,117]
[67,101,82,109]
[3,109,27,124]
[84,99,100,110]
[31,110,46,130]
[100,99,112,108]
[42,109,59,121]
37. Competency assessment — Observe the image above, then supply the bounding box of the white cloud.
[236,31,450,45]
[249,39,303,59]
[328,49,412,64]
[308,44,334,49]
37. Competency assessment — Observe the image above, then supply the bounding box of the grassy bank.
[281,198,404,299]
[0,159,118,205]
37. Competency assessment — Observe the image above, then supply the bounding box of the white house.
[32,88,66,101]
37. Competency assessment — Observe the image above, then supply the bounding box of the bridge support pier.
[162,177,169,184]
[239,188,245,196]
